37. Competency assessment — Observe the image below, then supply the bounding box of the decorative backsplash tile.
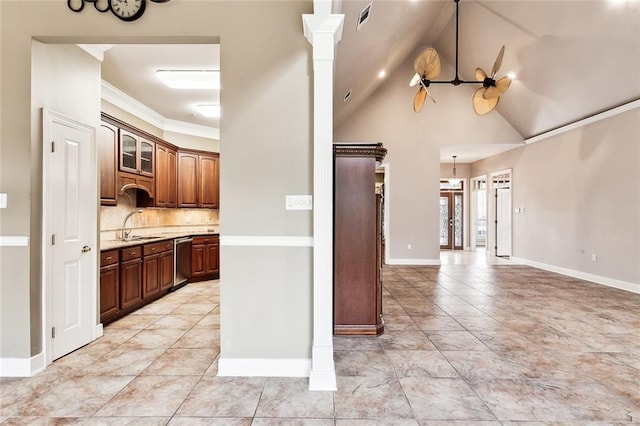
[100,190,219,241]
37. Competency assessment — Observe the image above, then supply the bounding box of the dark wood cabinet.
[119,171,154,199]
[120,246,143,311]
[142,240,174,299]
[333,142,386,336]
[119,129,154,177]
[98,122,118,206]
[191,235,219,280]
[178,151,219,208]
[99,249,120,324]
[156,144,177,207]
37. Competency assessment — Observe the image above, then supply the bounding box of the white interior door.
[44,110,97,361]
[496,187,512,257]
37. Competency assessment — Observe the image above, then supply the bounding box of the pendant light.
[448,155,462,186]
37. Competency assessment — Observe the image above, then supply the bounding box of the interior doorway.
[489,170,512,257]
[470,176,488,251]
[439,183,463,250]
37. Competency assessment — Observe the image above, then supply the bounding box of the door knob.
[81,245,91,253]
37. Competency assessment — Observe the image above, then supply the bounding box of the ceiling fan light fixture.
[195,104,221,118]
[156,70,220,89]
[507,71,517,80]
[378,70,386,79]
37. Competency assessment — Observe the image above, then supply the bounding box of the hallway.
[1,259,640,424]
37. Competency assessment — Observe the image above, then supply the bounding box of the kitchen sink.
[126,236,159,241]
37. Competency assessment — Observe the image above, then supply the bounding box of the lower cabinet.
[191,235,219,281]
[100,240,174,325]
[99,249,120,324]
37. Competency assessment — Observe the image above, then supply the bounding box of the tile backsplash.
[100,191,219,241]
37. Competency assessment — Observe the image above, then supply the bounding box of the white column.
[302,12,344,391]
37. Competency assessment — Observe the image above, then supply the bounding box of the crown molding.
[101,80,220,140]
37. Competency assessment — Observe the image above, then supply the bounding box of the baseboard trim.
[511,257,640,295]
[94,323,104,339]
[0,236,29,247]
[309,370,337,391]
[0,352,45,377]
[386,258,441,266]
[217,357,311,378]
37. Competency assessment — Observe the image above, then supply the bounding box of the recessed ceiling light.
[195,104,221,118]
[156,70,220,89]
[507,71,517,80]
[378,70,386,79]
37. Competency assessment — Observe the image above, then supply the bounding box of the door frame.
[470,175,488,252]
[42,108,101,366]
[488,169,512,257]
[439,190,464,250]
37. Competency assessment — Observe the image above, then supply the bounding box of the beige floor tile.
[175,376,265,417]
[95,376,199,417]
[255,377,334,418]
[168,418,251,426]
[426,331,489,351]
[83,417,170,425]
[400,377,496,421]
[119,328,187,349]
[142,348,218,376]
[171,327,220,349]
[385,350,459,378]
[252,420,334,426]
[334,350,395,378]
[81,348,166,376]
[334,376,413,419]
[146,314,206,330]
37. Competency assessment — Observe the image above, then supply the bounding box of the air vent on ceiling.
[343,90,352,102]
[356,3,372,31]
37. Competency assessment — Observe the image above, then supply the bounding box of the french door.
[439,191,463,250]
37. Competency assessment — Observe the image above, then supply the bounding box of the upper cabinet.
[156,144,177,208]
[98,122,118,206]
[178,151,219,209]
[119,129,154,177]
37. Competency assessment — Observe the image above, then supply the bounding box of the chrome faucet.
[121,209,143,240]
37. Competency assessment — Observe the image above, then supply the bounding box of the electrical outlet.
[407,244,412,250]
[286,195,313,210]
[591,254,597,262]
[0,193,6,209]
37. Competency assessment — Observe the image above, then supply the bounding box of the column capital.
[302,14,344,59]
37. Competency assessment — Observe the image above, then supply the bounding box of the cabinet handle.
[130,251,136,256]
[105,256,112,261]
[151,247,156,251]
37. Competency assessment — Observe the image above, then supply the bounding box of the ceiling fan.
[410,0,512,115]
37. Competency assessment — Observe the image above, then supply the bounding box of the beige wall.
[471,109,640,284]
[0,1,314,362]
[335,54,522,262]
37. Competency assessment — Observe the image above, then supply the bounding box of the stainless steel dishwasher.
[173,237,193,290]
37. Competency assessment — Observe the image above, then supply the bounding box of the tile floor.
[2,253,640,425]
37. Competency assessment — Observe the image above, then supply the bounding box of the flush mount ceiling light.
[409,0,512,115]
[195,104,221,118]
[448,155,462,186]
[156,70,220,89]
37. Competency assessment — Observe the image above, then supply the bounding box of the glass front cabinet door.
[119,129,154,177]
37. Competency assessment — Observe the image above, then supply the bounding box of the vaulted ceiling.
[333,0,640,160]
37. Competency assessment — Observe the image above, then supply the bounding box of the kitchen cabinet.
[99,249,120,324]
[178,151,219,208]
[120,245,143,311]
[119,129,154,177]
[142,240,174,300]
[119,171,155,199]
[98,122,118,206]
[333,142,387,336]
[191,235,219,280]
[155,144,177,207]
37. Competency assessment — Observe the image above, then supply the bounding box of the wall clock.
[67,0,169,21]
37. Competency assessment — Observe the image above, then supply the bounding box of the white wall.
[472,108,640,287]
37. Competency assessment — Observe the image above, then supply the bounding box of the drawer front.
[100,249,120,267]
[192,235,219,245]
[120,245,142,261]
[144,240,174,256]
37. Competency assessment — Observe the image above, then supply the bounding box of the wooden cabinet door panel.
[120,259,142,310]
[178,152,199,207]
[98,123,118,206]
[159,250,174,291]
[205,243,219,275]
[191,244,206,277]
[99,264,119,322]
[199,154,219,208]
[143,255,160,299]
[119,130,139,174]
[167,149,177,207]
[155,145,168,206]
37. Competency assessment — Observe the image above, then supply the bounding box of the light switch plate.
[286,195,312,210]
[0,193,6,209]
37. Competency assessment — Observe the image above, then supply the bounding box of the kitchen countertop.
[100,231,219,251]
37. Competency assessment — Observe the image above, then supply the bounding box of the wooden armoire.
[333,142,387,336]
